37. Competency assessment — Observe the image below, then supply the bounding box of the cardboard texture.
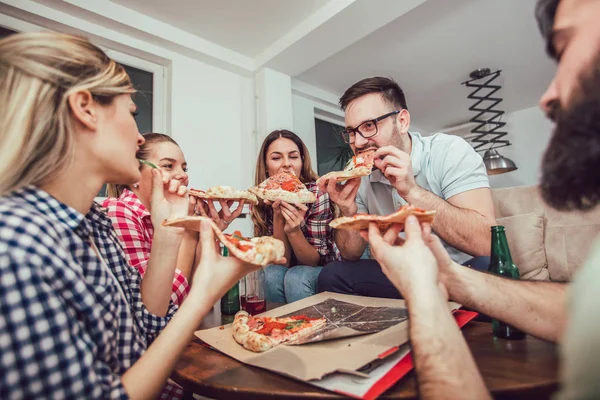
[196,292,461,382]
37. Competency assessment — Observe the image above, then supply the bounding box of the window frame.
[0,14,167,134]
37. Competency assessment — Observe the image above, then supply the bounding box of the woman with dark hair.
[251,130,339,303]
[104,133,244,306]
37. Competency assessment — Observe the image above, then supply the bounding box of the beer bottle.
[220,246,240,315]
[488,226,526,340]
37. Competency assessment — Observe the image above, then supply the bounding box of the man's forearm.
[405,188,494,256]
[445,264,567,342]
[334,229,366,261]
[407,285,490,400]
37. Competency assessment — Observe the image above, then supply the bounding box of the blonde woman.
[0,32,258,399]
[104,133,244,306]
[251,130,340,303]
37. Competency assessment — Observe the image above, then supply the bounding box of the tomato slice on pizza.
[232,310,327,352]
[317,148,377,184]
[161,217,285,266]
[249,171,316,204]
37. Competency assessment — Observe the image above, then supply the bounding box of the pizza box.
[195,292,463,384]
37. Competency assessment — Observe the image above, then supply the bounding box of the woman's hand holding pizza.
[280,201,308,234]
[264,199,285,224]
[150,169,190,230]
[188,220,261,305]
[195,199,245,231]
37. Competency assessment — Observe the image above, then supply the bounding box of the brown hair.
[339,77,408,112]
[106,133,178,197]
[251,130,318,236]
[0,32,134,195]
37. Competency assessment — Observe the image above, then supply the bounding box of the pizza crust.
[189,186,258,205]
[330,206,436,231]
[161,216,286,266]
[317,165,372,183]
[232,311,275,352]
[249,172,317,204]
[317,149,376,184]
[248,186,316,204]
[232,311,327,352]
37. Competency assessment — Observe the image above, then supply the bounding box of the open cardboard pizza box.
[196,292,462,384]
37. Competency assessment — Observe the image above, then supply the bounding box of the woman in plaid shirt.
[103,133,244,306]
[251,130,340,304]
[0,32,261,399]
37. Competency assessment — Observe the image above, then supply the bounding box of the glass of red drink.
[241,270,266,315]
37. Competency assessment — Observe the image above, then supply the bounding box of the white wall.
[291,80,345,168]
[486,106,552,188]
[292,93,319,161]
[431,106,553,189]
[0,4,257,235]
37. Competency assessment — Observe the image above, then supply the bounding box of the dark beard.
[540,65,600,211]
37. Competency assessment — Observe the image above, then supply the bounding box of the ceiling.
[86,0,555,132]
[297,0,556,132]
[110,0,329,57]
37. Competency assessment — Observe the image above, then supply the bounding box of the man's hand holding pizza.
[318,177,361,217]
[374,146,420,199]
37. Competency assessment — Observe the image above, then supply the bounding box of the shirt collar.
[369,131,423,184]
[119,188,151,219]
[11,185,113,236]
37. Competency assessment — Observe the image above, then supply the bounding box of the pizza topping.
[280,180,299,192]
[255,321,288,335]
[225,231,255,252]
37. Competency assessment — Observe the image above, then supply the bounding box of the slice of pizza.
[317,148,377,184]
[161,216,285,266]
[189,186,259,205]
[329,204,436,231]
[248,171,316,204]
[232,310,327,352]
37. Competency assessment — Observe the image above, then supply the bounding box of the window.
[0,22,166,199]
[315,118,353,176]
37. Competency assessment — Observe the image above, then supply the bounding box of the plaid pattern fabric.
[102,189,190,306]
[0,186,178,399]
[267,182,340,265]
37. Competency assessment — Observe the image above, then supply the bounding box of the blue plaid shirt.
[0,186,177,399]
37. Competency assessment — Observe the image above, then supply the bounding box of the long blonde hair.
[251,130,319,237]
[106,133,178,198]
[0,32,134,195]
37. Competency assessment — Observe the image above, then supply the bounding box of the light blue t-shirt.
[356,131,490,264]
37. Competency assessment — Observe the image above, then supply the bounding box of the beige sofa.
[491,185,600,281]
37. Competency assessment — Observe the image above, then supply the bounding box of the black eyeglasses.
[340,110,400,144]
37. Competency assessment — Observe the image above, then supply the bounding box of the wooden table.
[172,304,559,399]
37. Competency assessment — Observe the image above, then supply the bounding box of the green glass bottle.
[220,246,240,315]
[488,226,526,340]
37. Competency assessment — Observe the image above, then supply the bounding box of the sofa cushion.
[496,212,550,281]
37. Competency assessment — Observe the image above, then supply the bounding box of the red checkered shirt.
[102,189,190,306]
[266,182,340,265]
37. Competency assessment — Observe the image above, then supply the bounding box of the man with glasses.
[343,0,600,397]
[317,77,496,298]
